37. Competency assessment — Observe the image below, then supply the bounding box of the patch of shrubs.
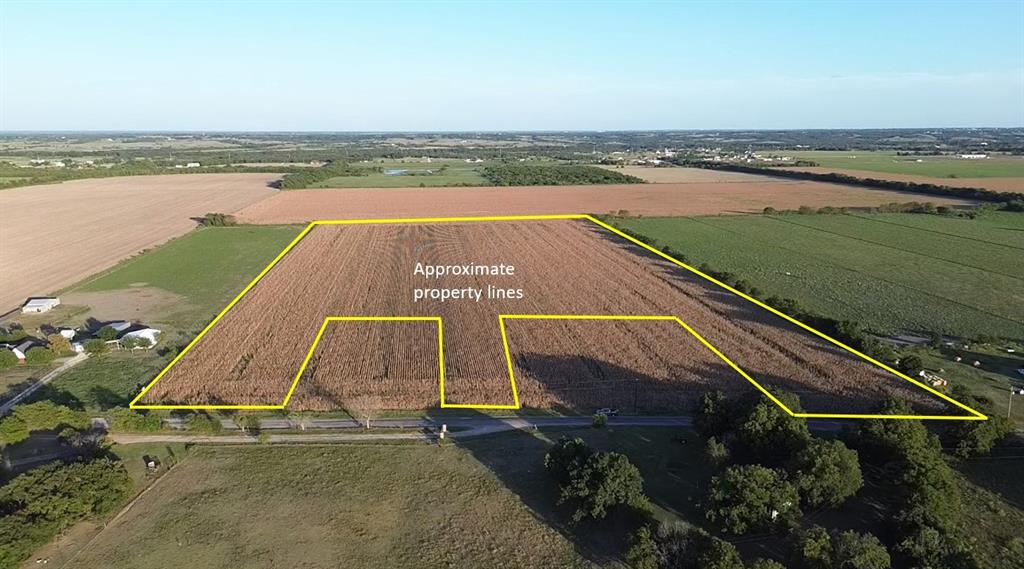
[200,212,238,226]
[107,408,163,432]
[184,412,224,434]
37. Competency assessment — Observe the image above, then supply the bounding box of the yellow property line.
[130,213,986,421]
[283,316,518,410]
[583,215,986,421]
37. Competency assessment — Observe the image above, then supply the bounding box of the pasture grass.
[914,344,1024,426]
[26,351,167,411]
[614,213,1024,339]
[73,226,303,328]
[111,442,189,489]
[311,159,491,188]
[52,426,1024,568]
[65,442,593,569]
[783,150,1024,178]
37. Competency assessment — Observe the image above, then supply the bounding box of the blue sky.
[1,1,1021,130]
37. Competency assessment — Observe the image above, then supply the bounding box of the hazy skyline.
[2,0,1022,131]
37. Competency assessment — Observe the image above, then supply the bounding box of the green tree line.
[481,164,645,186]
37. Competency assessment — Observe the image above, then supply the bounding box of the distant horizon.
[1,126,1022,135]
[2,1,1021,131]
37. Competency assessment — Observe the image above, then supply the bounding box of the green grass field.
[783,150,1024,178]
[26,352,166,411]
[73,226,303,328]
[65,442,593,569]
[311,160,490,188]
[614,213,1024,339]
[914,344,1024,426]
[55,426,1024,568]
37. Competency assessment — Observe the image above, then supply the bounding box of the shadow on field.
[514,352,744,414]
[957,450,1024,509]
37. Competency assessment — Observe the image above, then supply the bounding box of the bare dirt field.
[782,167,1024,192]
[235,182,973,223]
[0,174,279,312]
[61,288,184,324]
[598,166,789,184]
[140,219,961,416]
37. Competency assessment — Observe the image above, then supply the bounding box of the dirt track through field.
[235,181,973,223]
[141,219,961,416]
[782,167,1024,192]
[0,174,279,312]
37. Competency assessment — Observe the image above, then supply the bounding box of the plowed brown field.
[141,219,958,416]
[782,167,1024,192]
[234,182,972,223]
[0,173,279,312]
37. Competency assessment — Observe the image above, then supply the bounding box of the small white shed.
[21,298,60,314]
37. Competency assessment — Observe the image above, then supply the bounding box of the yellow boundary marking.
[129,214,986,421]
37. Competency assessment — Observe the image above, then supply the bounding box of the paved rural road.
[0,353,89,415]
[109,415,851,444]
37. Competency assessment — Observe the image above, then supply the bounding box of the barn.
[21,297,60,314]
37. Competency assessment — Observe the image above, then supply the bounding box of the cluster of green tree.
[481,164,645,186]
[695,391,863,535]
[626,523,783,569]
[763,201,976,217]
[0,401,91,446]
[626,522,890,569]
[681,161,1024,205]
[852,399,985,567]
[660,388,1009,568]
[0,459,132,568]
[544,437,651,523]
[278,163,378,189]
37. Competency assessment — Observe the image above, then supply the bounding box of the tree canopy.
[706,464,800,535]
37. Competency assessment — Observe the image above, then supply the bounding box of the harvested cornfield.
[506,319,739,413]
[294,319,441,410]
[234,181,974,223]
[139,218,963,416]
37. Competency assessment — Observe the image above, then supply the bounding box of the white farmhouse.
[11,340,35,362]
[21,297,60,314]
[121,328,161,348]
